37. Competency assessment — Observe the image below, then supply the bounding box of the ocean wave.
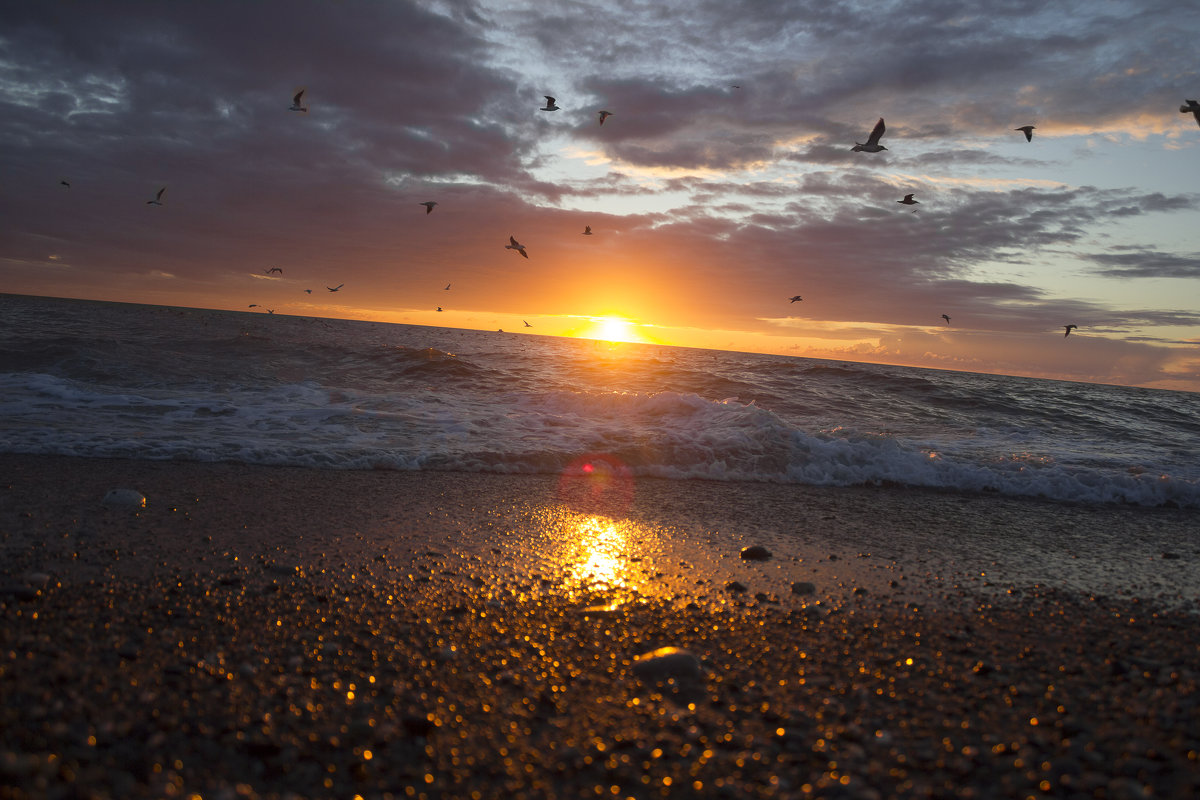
[4,296,1199,509]
[3,375,1196,508]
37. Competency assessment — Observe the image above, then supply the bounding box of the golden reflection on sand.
[543,512,649,601]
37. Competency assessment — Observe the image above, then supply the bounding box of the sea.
[2,293,1198,509]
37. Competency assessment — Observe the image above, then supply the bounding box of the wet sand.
[2,454,1199,798]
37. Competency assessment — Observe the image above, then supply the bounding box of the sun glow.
[583,316,643,343]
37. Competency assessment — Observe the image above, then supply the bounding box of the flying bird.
[540,96,559,111]
[60,180,70,188]
[789,296,803,303]
[419,201,438,214]
[1180,100,1200,127]
[267,309,274,314]
[505,235,528,258]
[582,225,593,235]
[437,307,443,312]
[851,118,887,152]
[1015,125,1036,141]
[444,283,451,290]
[248,304,258,308]
[290,89,307,112]
[597,110,613,125]
[524,320,532,327]
[304,289,312,294]
[327,284,344,292]
[898,194,919,206]
[941,314,951,325]
[1063,324,1078,337]
[265,267,283,275]
[146,187,166,205]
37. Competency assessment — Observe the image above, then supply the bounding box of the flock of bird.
[60,88,1200,339]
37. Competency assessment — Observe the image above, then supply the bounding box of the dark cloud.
[1085,249,1200,279]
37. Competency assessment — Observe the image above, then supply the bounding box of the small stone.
[102,489,146,509]
[791,581,816,595]
[1162,552,1181,560]
[726,580,747,593]
[632,647,702,682]
[740,545,772,561]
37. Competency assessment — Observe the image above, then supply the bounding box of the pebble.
[631,647,702,682]
[740,545,772,561]
[792,581,816,595]
[102,489,146,509]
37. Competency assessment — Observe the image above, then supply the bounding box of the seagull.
[1015,125,1036,142]
[248,304,258,308]
[444,283,451,290]
[505,235,528,258]
[789,296,803,303]
[1063,324,1078,337]
[60,180,70,188]
[582,225,593,235]
[419,201,438,214]
[304,289,312,294]
[941,314,951,325]
[898,194,919,206]
[524,320,532,327]
[267,309,274,314]
[851,118,887,152]
[327,284,343,292]
[1180,100,1200,127]
[540,95,559,111]
[265,267,283,275]
[598,110,613,125]
[289,89,307,112]
[437,307,443,312]
[146,187,166,205]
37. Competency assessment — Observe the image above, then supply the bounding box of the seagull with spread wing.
[851,118,887,152]
[505,236,528,258]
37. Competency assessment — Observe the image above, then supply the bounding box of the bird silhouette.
[1064,324,1078,337]
[851,118,887,152]
[505,236,528,258]
[1015,125,1035,141]
[289,89,307,112]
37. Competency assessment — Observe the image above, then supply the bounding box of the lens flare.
[557,453,634,516]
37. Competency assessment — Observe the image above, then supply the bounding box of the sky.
[2,0,1199,391]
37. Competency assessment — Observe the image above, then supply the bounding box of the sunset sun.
[584,316,642,343]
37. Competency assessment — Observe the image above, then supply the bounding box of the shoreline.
[3,454,1199,798]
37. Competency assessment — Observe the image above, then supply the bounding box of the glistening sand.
[2,455,1199,798]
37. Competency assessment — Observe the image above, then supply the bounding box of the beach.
[2,454,1199,799]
